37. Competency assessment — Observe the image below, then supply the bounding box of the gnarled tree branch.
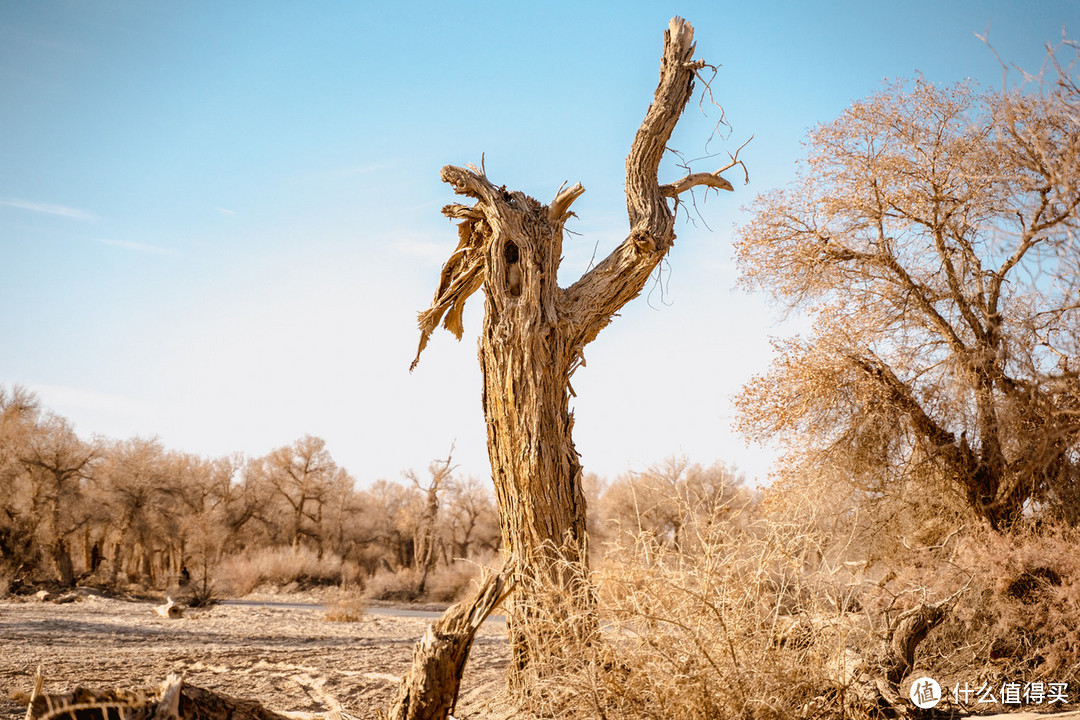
[563,17,731,348]
[549,182,585,225]
[660,170,734,197]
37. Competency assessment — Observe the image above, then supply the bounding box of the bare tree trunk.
[411,451,454,596]
[141,542,155,586]
[51,538,74,587]
[411,17,739,686]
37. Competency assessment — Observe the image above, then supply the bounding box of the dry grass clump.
[513,493,870,720]
[598,518,857,718]
[363,560,483,603]
[324,585,368,622]
[510,479,1080,719]
[214,546,358,596]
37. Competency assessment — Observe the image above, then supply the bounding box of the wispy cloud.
[216,207,237,215]
[0,197,97,222]
[96,238,177,256]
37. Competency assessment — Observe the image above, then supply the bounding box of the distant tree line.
[0,384,745,595]
[0,385,503,592]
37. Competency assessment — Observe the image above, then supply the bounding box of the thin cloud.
[216,207,237,215]
[96,238,177,256]
[0,197,97,222]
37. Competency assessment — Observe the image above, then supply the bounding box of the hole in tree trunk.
[504,240,522,297]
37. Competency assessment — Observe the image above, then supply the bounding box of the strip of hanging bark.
[388,568,513,720]
[26,671,291,720]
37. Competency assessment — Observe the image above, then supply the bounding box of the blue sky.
[2,1,1077,486]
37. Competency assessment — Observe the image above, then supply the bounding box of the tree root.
[825,600,949,717]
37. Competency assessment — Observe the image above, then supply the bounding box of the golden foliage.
[736,75,1080,528]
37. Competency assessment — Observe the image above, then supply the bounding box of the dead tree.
[411,17,741,684]
[406,448,456,595]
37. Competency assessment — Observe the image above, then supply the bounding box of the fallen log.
[155,597,183,619]
[26,671,290,720]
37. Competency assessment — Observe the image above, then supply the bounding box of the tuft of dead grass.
[497,480,1080,720]
[324,586,367,622]
[506,494,851,719]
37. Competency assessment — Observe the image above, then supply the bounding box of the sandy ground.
[0,592,511,720]
[9,594,1080,720]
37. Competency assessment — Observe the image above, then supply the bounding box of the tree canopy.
[736,70,1080,529]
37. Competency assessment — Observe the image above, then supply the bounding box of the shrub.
[423,560,484,603]
[918,524,1080,703]
[520,497,856,719]
[361,560,484,603]
[324,586,367,622]
[214,546,358,596]
[363,567,421,602]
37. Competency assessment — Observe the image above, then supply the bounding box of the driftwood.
[388,568,513,720]
[26,671,289,720]
[155,597,183,619]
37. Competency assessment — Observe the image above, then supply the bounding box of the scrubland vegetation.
[504,41,1080,719]
[0,385,505,604]
[6,379,1080,718]
[515,476,1080,718]
[5,31,1080,720]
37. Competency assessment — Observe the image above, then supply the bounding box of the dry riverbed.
[11,593,1079,720]
[0,591,511,720]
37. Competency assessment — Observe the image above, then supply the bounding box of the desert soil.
[0,592,511,720]
[10,595,1080,720]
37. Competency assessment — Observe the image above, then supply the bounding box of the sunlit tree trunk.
[476,211,593,676]
[410,17,739,685]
